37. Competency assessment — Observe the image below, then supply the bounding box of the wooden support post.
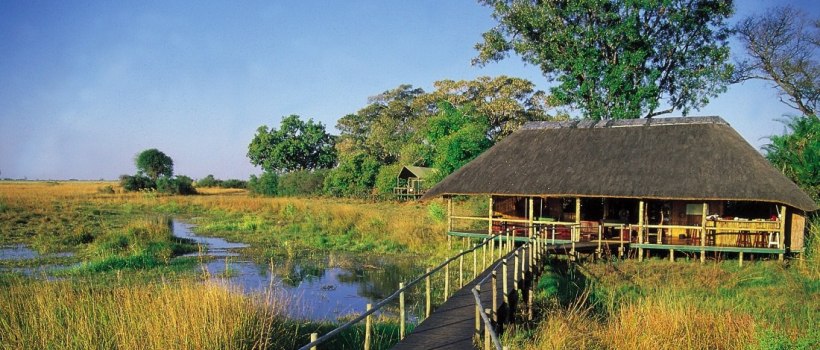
[575,197,581,227]
[365,303,372,350]
[778,205,786,262]
[492,270,498,323]
[484,308,492,350]
[474,285,481,339]
[483,239,487,269]
[459,250,464,288]
[638,200,645,262]
[502,258,508,310]
[399,282,406,340]
[444,260,450,301]
[488,196,494,236]
[670,249,674,262]
[506,230,512,254]
[473,244,478,279]
[528,197,534,237]
[425,268,431,318]
[513,251,519,292]
[739,251,744,267]
[597,225,602,259]
[701,202,708,264]
[447,196,453,234]
[490,238,495,261]
[310,333,317,350]
[528,271,534,322]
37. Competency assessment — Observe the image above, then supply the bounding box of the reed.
[0,277,284,350]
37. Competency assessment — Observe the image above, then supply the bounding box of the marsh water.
[170,221,423,321]
[0,244,74,275]
[0,221,422,322]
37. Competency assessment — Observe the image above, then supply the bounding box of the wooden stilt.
[425,268,431,318]
[400,282,406,340]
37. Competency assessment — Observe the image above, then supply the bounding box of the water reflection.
[172,220,423,321]
[0,244,75,276]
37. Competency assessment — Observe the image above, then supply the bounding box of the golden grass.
[0,181,448,257]
[518,295,757,350]
[0,278,282,350]
[507,258,818,350]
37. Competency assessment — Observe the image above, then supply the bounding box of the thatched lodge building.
[421,116,817,261]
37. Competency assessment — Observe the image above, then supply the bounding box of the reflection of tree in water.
[336,259,422,301]
[278,260,326,287]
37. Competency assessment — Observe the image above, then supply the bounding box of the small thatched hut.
[422,116,816,261]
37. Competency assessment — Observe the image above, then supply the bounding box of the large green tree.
[135,148,173,181]
[417,76,562,141]
[248,115,337,173]
[427,102,493,179]
[335,85,426,164]
[733,6,819,117]
[475,0,734,120]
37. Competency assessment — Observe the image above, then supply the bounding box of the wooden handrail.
[298,234,499,350]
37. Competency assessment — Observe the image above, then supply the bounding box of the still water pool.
[171,221,424,321]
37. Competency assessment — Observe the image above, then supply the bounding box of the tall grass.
[0,278,283,350]
[505,259,819,349]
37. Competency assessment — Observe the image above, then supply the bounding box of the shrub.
[119,174,155,192]
[277,169,327,196]
[196,174,220,187]
[219,179,247,189]
[156,175,197,195]
[97,185,115,194]
[248,172,279,196]
[323,152,380,197]
[374,164,402,195]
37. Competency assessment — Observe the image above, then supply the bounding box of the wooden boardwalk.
[392,242,608,350]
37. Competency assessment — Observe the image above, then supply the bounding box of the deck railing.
[298,232,518,350]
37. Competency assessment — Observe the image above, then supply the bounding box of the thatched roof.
[398,166,435,180]
[422,116,817,212]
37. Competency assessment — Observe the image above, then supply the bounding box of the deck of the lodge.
[392,241,609,350]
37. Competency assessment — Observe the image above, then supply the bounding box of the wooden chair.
[735,231,751,247]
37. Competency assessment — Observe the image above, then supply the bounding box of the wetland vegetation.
[0,181,449,349]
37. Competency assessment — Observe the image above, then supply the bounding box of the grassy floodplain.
[504,224,820,349]
[0,181,448,349]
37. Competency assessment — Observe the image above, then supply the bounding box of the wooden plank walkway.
[392,242,609,350]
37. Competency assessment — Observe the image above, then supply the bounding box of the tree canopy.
[474,0,734,119]
[135,149,173,181]
[248,115,337,173]
[764,115,820,202]
[734,5,819,117]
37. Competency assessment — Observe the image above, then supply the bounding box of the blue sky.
[0,0,817,180]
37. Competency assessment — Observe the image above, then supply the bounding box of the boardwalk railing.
[298,232,518,350]
[471,234,551,350]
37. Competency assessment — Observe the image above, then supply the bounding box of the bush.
[277,169,327,196]
[97,185,115,194]
[196,174,219,187]
[323,152,380,197]
[219,179,247,189]
[374,164,402,195]
[195,175,246,189]
[156,175,196,195]
[248,172,279,196]
[119,174,155,192]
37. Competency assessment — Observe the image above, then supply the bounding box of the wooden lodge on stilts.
[421,116,817,263]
